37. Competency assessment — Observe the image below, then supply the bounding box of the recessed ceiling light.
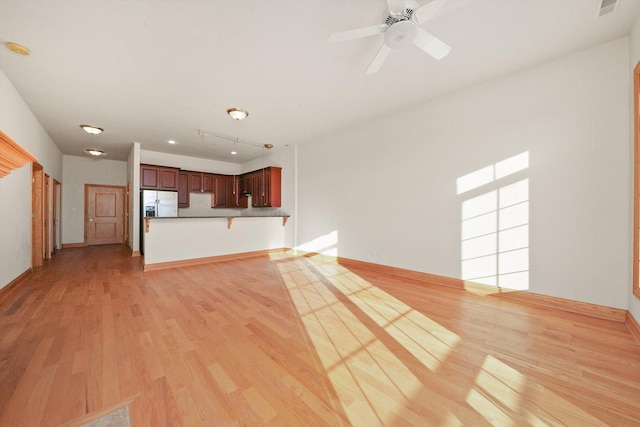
[227,108,249,121]
[231,151,237,155]
[80,124,104,135]
[84,148,105,157]
[168,140,176,144]
[5,42,30,56]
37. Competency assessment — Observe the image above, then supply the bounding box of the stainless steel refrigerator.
[140,190,178,255]
[141,190,178,218]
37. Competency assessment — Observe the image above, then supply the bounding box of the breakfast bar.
[143,215,289,271]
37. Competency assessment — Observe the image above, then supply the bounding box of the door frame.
[44,173,50,259]
[124,182,130,248]
[32,162,44,267]
[84,184,126,245]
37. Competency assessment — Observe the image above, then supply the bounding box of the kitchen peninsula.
[143,214,289,271]
[140,163,289,271]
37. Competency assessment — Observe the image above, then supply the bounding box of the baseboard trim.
[62,242,85,249]
[144,248,287,272]
[0,268,32,302]
[336,257,627,323]
[627,312,640,346]
[492,289,626,323]
[131,250,141,257]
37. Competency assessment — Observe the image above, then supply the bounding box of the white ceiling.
[0,0,638,163]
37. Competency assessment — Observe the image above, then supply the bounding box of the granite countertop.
[146,214,290,219]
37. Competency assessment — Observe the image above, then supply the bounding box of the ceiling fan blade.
[413,27,450,60]
[366,43,392,74]
[387,0,407,16]
[329,24,388,42]
[413,0,449,24]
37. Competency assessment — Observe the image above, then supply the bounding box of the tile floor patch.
[81,406,130,427]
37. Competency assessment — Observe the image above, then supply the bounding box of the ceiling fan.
[329,0,451,74]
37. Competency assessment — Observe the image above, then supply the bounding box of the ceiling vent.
[598,0,620,17]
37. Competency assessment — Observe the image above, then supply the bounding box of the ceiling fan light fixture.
[384,21,417,49]
[80,124,104,135]
[84,148,105,157]
[227,108,249,121]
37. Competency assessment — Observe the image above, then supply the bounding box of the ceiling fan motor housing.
[385,8,414,26]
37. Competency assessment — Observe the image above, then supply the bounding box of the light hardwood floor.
[1,245,640,426]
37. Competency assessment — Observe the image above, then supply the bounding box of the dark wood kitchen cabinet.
[242,167,281,208]
[228,175,240,207]
[140,164,179,191]
[211,174,229,208]
[211,175,242,208]
[149,166,281,209]
[188,172,202,192]
[203,173,214,192]
[187,171,214,193]
[250,172,263,207]
[178,171,189,208]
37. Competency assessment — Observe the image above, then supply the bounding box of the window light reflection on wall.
[458,152,530,290]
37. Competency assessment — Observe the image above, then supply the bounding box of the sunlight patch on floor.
[314,261,461,372]
[277,258,463,425]
[466,354,604,426]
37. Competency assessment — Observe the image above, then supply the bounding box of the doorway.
[85,184,125,245]
[53,179,61,254]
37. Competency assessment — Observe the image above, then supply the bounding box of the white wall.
[141,150,241,175]
[61,155,127,244]
[0,68,62,289]
[629,18,640,321]
[180,192,241,217]
[297,37,630,310]
[127,142,141,252]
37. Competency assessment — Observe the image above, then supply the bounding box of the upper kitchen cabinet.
[187,171,214,193]
[178,171,189,208]
[211,174,229,208]
[203,173,214,193]
[140,164,179,191]
[245,167,281,208]
[228,175,241,208]
[211,175,242,208]
[188,171,202,192]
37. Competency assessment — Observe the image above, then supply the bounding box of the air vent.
[598,0,620,17]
